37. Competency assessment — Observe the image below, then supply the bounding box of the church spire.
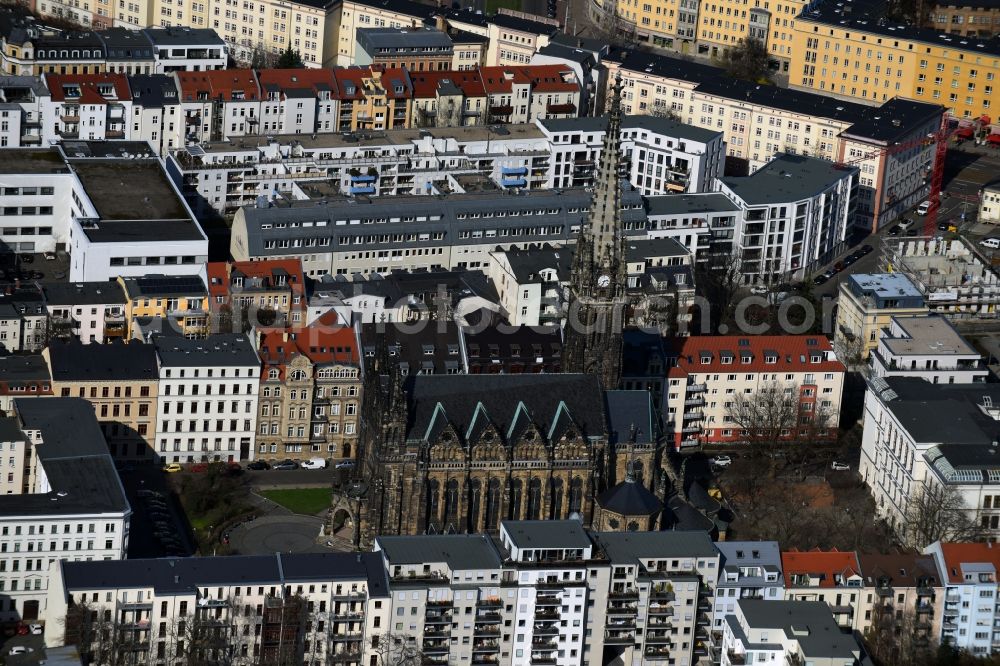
[561,77,628,389]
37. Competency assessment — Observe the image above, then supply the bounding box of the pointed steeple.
[585,76,626,288]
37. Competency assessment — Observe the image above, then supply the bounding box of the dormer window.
[700,355,711,364]
[764,355,777,364]
[741,354,752,364]
[720,354,733,364]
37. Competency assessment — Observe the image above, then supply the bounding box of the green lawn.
[261,488,332,515]
[485,0,522,14]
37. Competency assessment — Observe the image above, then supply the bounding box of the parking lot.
[119,467,195,558]
[0,251,70,283]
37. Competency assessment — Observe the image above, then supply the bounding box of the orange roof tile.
[667,335,845,377]
[46,73,131,103]
[256,68,339,97]
[782,549,861,588]
[258,317,359,381]
[176,69,261,102]
[938,543,1000,584]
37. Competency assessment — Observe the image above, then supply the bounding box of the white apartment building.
[715,153,859,282]
[0,398,131,623]
[869,314,990,384]
[153,333,260,463]
[711,542,784,636]
[924,541,1000,656]
[44,552,391,665]
[663,335,847,449]
[644,192,739,261]
[41,73,133,144]
[537,115,725,195]
[835,273,930,363]
[0,75,48,148]
[780,549,865,631]
[720,599,868,666]
[981,183,1000,224]
[42,281,128,344]
[861,377,1000,542]
[144,27,228,73]
[127,74,184,155]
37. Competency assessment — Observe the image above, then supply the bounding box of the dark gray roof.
[42,281,127,306]
[625,237,688,261]
[448,29,488,44]
[60,552,389,596]
[605,390,656,445]
[842,98,945,144]
[499,243,573,284]
[48,339,157,381]
[377,534,503,569]
[624,115,721,143]
[121,274,207,299]
[537,115,607,133]
[357,27,453,54]
[2,398,129,516]
[550,32,608,54]
[127,74,180,108]
[360,320,463,376]
[154,334,260,368]
[0,74,48,97]
[0,354,50,384]
[503,520,592,550]
[645,193,739,216]
[735,599,865,659]
[595,530,717,563]
[405,373,606,445]
[489,13,559,35]
[597,479,662,516]
[537,42,595,66]
[98,28,154,60]
[461,325,562,372]
[877,376,1000,446]
[716,541,782,583]
[719,154,857,205]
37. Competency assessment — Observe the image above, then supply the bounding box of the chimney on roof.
[435,15,446,32]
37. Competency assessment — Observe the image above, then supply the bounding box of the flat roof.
[377,534,503,570]
[358,26,453,50]
[645,192,739,216]
[736,599,863,659]
[719,153,856,205]
[882,314,978,357]
[70,159,190,221]
[595,530,717,563]
[502,520,592,550]
[0,354,50,384]
[48,339,158,382]
[0,148,70,174]
[42,281,127,306]
[154,333,260,368]
[847,273,923,299]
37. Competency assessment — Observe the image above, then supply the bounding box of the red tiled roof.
[207,259,307,304]
[667,335,846,377]
[479,67,515,94]
[258,314,359,381]
[409,69,486,99]
[176,70,261,102]
[938,543,1000,584]
[46,73,131,103]
[334,68,370,100]
[782,549,861,588]
[256,68,339,97]
[206,261,228,300]
[519,64,579,92]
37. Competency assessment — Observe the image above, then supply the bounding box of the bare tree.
[863,603,938,666]
[725,381,799,462]
[691,251,744,334]
[721,38,770,82]
[649,100,680,121]
[370,631,424,666]
[900,481,986,550]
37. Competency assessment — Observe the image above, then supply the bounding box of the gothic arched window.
[444,479,459,527]
[485,479,501,530]
[527,478,542,520]
[426,480,440,530]
[568,477,583,514]
[468,480,482,532]
[509,479,523,520]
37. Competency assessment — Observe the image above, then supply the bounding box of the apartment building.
[255,316,362,463]
[119,274,210,339]
[325,0,438,67]
[869,313,990,383]
[144,27,227,73]
[42,72,131,143]
[0,284,49,353]
[481,14,558,67]
[40,281,126,343]
[856,552,942,646]
[608,50,944,229]
[592,530,720,666]
[781,549,864,631]
[44,552,390,665]
[0,75,48,147]
[711,541,784,638]
[663,335,846,448]
[790,1,1000,119]
[716,153,858,281]
[0,397,130,623]
[924,541,1000,655]
[153,333,260,463]
[177,68,262,143]
[256,67,340,136]
[720,599,868,666]
[127,73,184,155]
[0,355,52,414]
[929,0,1000,37]
[355,27,454,71]
[44,340,159,460]
[537,114,725,195]
[982,182,1000,223]
[834,273,929,363]
[861,377,1000,542]
[206,258,307,328]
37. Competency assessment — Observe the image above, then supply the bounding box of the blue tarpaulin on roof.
[501,166,527,176]
[350,174,376,182]
[502,178,526,187]
[350,186,375,194]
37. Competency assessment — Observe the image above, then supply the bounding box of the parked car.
[887,225,901,236]
[898,217,914,229]
[813,274,829,285]
[28,623,42,635]
[9,646,33,655]
[981,237,1000,249]
[833,261,845,272]
[916,200,931,215]
[273,460,299,471]
[189,463,209,473]
[162,463,182,473]
[831,461,851,471]
[335,460,356,469]
[247,460,270,471]
[19,254,33,264]
[710,455,733,467]
[43,252,56,260]
[749,285,767,295]
[859,244,873,255]
[301,458,327,470]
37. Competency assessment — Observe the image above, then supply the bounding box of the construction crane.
[836,114,987,236]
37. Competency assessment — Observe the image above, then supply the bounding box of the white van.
[981,237,1000,249]
[301,458,327,470]
[916,200,931,216]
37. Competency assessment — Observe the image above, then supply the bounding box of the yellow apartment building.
[326,0,433,67]
[118,275,211,339]
[790,9,1000,119]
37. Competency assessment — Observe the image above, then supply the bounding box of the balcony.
[329,651,362,663]
[727,651,747,665]
[535,595,561,607]
[530,657,557,665]
[645,646,671,660]
[609,588,639,600]
[531,639,558,651]
[646,631,672,644]
[331,633,363,643]
[116,600,153,611]
[533,622,558,636]
[474,625,501,638]
[472,640,500,652]
[603,630,636,644]
[478,598,502,608]
[687,383,707,392]
[475,612,502,623]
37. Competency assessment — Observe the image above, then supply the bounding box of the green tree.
[276,46,304,68]
[722,38,770,82]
